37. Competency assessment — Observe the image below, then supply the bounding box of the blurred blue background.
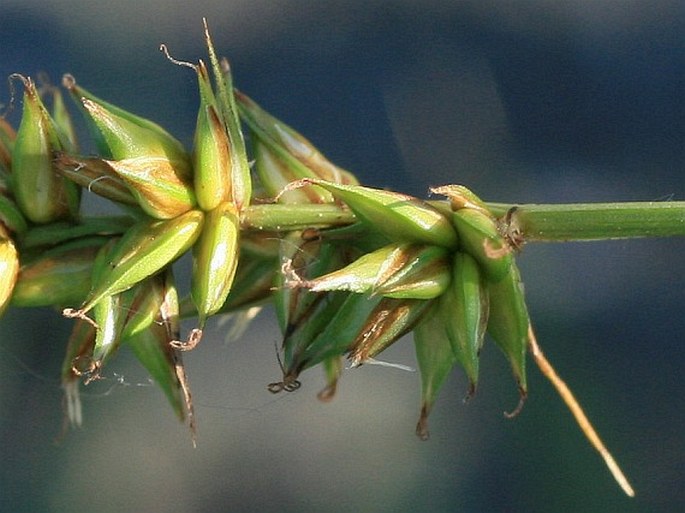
[1,1,683,512]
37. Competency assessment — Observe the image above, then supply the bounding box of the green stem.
[241,203,355,231]
[488,201,685,242]
[242,201,685,242]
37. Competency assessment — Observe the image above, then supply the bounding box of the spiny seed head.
[0,27,635,496]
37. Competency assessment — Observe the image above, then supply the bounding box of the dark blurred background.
[1,1,683,512]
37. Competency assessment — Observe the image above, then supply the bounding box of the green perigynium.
[7,19,681,498]
[10,75,80,224]
[10,236,107,307]
[191,201,240,329]
[298,242,451,299]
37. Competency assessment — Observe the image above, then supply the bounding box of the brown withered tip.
[416,406,430,441]
[8,73,31,89]
[500,206,525,250]
[170,328,203,351]
[61,74,76,90]
[70,355,102,385]
[503,390,527,419]
[267,382,283,394]
[219,57,232,75]
[462,382,477,404]
[317,384,337,403]
[70,354,98,377]
[267,373,301,394]
[159,44,196,71]
[62,308,99,329]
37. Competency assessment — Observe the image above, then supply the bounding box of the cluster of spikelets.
[0,22,634,496]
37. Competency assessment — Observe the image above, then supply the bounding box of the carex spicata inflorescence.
[0,19,634,495]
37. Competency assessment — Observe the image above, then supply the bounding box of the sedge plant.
[1,20,683,497]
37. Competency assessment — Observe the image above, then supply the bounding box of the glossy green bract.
[291,179,459,248]
[191,201,240,326]
[11,75,79,224]
[75,210,204,314]
[486,261,529,396]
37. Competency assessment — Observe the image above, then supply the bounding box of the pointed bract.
[191,201,240,326]
[202,22,252,210]
[237,90,356,202]
[91,291,126,367]
[442,252,488,392]
[292,292,384,376]
[193,103,233,211]
[71,210,204,315]
[122,274,186,420]
[347,297,431,367]
[11,75,79,223]
[0,195,29,236]
[11,236,106,307]
[288,179,459,248]
[19,215,133,249]
[486,261,529,401]
[304,243,451,300]
[53,153,138,207]
[63,74,190,175]
[451,208,512,283]
[105,156,196,219]
[49,86,78,152]
[253,139,329,203]
[413,303,458,440]
[318,356,344,402]
[431,185,492,217]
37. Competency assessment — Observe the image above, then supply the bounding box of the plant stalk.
[242,201,685,242]
[488,201,685,242]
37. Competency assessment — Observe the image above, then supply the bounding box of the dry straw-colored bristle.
[528,326,635,497]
